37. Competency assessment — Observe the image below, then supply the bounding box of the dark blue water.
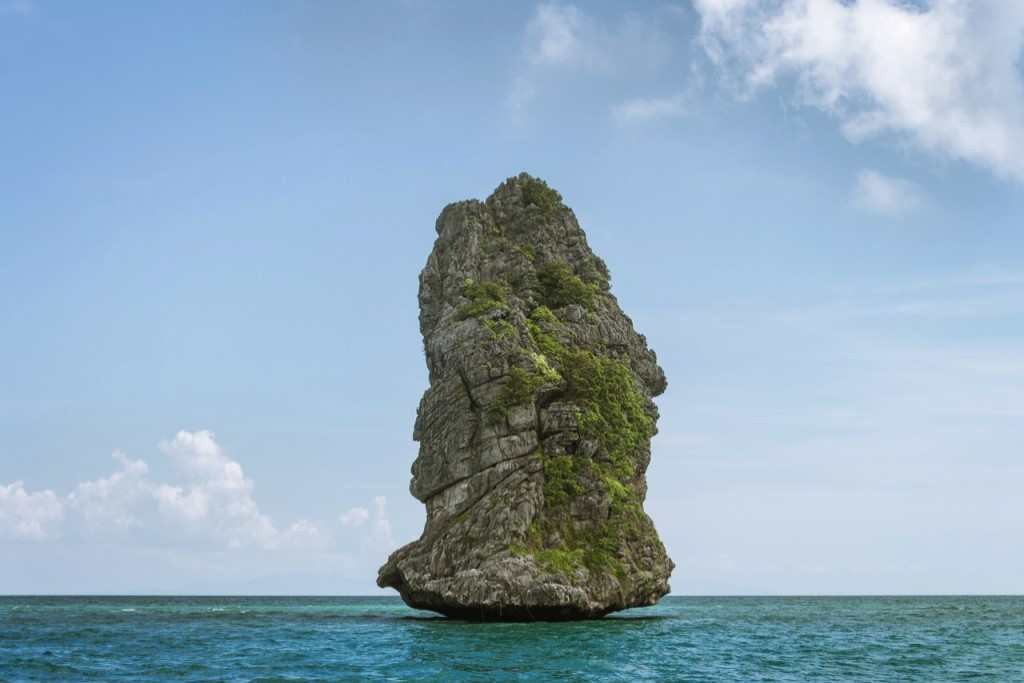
[1,596,1022,681]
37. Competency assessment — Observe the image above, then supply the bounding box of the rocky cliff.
[377,173,673,619]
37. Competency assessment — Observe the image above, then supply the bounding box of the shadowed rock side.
[377,173,673,620]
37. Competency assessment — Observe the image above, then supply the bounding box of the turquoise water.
[1,596,1022,681]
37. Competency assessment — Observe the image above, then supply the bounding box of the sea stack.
[378,173,673,619]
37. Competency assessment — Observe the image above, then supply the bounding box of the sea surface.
[1,596,1022,682]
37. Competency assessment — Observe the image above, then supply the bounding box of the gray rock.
[377,173,673,620]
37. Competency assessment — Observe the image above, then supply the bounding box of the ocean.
[1,596,1021,681]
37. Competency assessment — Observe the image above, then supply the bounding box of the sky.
[1,0,1022,595]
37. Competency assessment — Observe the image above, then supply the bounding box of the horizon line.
[2,593,1021,599]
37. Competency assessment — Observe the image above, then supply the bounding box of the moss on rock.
[536,261,598,310]
[457,278,508,319]
[521,176,563,216]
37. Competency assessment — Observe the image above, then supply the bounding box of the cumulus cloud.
[0,427,402,592]
[67,452,150,531]
[694,0,1024,180]
[853,169,924,215]
[0,430,391,556]
[0,481,63,540]
[612,93,689,124]
[156,430,278,548]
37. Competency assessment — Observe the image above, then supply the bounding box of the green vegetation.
[483,318,515,340]
[530,351,561,383]
[505,308,657,582]
[526,455,644,581]
[562,350,654,480]
[510,530,587,577]
[496,351,563,411]
[457,278,508,319]
[512,514,633,580]
[526,310,654,480]
[542,452,584,507]
[515,243,536,262]
[535,547,585,576]
[580,255,611,291]
[521,177,563,215]
[602,474,630,505]
[503,366,543,407]
[509,542,529,557]
[526,311,561,366]
[529,305,557,323]
[536,261,599,309]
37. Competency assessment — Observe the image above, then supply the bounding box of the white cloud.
[157,430,278,548]
[510,3,597,116]
[612,93,689,124]
[154,483,208,523]
[339,497,395,551]
[0,429,401,564]
[0,433,401,592]
[1,430,333,552]
[280,519,330,551]
[526,4,591,68]
[339,506,369,528]
[694,0,1024,180]
[853,169,924,215]
[68,451,150,531]
[0,481,63,540]
[510,3,674,116]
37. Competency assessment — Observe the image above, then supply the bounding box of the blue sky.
[2,0,1022,595]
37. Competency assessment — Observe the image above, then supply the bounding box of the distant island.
[378,173,673,620]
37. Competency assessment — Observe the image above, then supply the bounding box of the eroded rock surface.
[377,173,673,619]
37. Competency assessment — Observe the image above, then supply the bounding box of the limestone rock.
[377,173,673,620]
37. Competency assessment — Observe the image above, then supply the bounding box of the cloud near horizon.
[1,430,395,556]
[0,481,63,540]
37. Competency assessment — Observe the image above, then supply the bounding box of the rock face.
[377,173,673,620]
